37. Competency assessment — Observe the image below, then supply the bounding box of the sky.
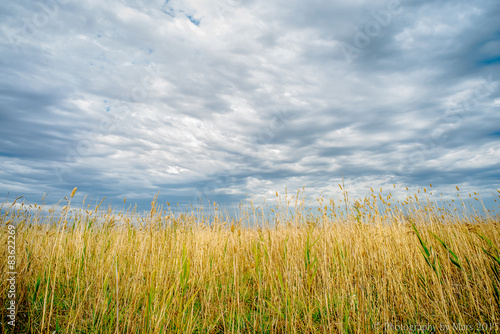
[1,0,499,212]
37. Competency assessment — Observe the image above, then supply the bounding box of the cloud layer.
[1,0,499,210]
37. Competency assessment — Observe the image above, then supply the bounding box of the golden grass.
[1,187,499,333]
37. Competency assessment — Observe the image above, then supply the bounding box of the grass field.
[1,187,500,333]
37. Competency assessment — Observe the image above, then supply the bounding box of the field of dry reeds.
[1,186,499,333]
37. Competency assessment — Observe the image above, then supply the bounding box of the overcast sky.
[1,0,499,211]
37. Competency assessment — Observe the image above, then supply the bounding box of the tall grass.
[1,187,499,333]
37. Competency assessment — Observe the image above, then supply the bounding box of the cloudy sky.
[1,0,499,211]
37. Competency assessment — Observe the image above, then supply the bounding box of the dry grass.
[1,187,499,333]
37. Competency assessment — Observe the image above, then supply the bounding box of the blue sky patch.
[185,14,200,26]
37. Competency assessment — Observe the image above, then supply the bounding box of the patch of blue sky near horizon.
[0,0,499,212]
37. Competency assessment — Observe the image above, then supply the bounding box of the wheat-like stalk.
[1,187,499,333]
